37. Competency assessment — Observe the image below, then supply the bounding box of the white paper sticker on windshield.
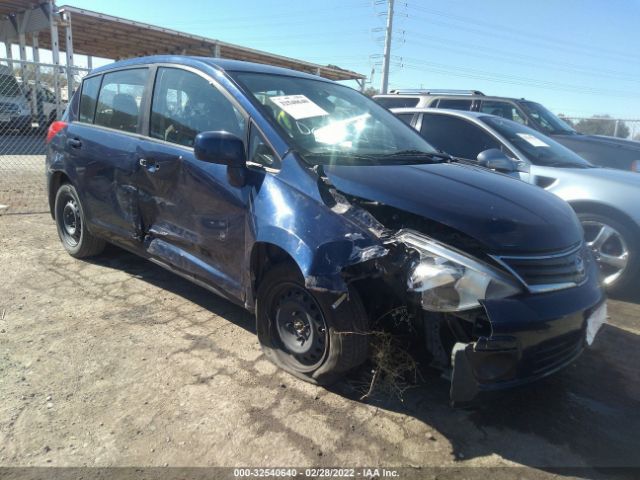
[270,95,329,120]
[517,133,549,147]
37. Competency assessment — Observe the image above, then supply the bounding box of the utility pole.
[380,0,394,94]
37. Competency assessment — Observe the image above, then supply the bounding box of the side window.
[248,124,279,169]
[94,69,148,133]
[420,114,500,159]
[150,67,245,147]
[479,101,525,124]
[79,75,101,123]
[395,113,414,125]
[436,99,473,110]
[374,97,420,109]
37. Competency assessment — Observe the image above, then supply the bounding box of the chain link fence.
[0,59,89,215]
[562,116,640,141]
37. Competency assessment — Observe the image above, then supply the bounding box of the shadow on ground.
[88,245,640,477]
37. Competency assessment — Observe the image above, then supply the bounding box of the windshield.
[519,101,575,135]
[481,116,592,167]
[0,73,23,98]
[230,72,438,165]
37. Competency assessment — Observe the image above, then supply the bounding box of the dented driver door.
[135,66,249,301]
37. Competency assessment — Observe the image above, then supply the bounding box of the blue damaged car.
[46,56,606,404]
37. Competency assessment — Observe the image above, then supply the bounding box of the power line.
[404,3,640,63]
[398,59,640,98]
[402,31,640,84]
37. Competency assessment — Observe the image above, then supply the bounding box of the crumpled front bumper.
[449,261,606,404]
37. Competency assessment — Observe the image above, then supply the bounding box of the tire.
[54,183,106,258]
[578,212,640,295]
[256,262,369,385]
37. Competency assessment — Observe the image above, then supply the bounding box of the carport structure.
[1,0,366,109]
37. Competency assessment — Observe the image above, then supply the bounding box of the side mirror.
[194,131,246,167]
[477,148,517,173]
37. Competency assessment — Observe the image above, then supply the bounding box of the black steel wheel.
[272,282,328,371]
[256,263,369,385]
[54,183,106,258]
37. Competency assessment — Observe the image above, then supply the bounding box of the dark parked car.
[46,56,605,404]
[375,89,640,173]
[392,107,640,294]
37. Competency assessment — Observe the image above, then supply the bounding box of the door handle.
[67,138,82,149]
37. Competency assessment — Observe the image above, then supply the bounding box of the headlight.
[396,230,523,312]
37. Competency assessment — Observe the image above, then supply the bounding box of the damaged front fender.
[250,153,391,294]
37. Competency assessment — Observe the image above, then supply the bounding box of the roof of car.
[391,107,488,118]
[89,55,333,82]
[375,93,530,103]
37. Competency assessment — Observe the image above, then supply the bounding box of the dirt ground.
[0,213,639,478]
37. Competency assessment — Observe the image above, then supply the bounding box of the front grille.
[522,330,584,375]
[492,244,588,292]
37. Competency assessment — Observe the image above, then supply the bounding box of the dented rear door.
[70,68,150,246]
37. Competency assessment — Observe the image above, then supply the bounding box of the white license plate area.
[586,302,607,346]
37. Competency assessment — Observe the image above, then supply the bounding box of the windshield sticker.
[270,95,329,120]
[517,133,550,147]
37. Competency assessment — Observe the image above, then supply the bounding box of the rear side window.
[375,97,420,109]
[0,73,22,98]
[435,99,473,110]
[479,100,525,124]
[420,113,501,159]
[396,113,414,125]
[150,67,245,147]
[94,68,148,133]
[79,75,102,123]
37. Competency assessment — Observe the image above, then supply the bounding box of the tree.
[363,87,379,97]
[574,115,630,139]
[557,114,575,128]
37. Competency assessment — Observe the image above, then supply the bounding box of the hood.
[562,165,640,184]
[553,133,640,160]
[323,162,582,254]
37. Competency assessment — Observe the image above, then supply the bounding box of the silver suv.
[375,89,640,173]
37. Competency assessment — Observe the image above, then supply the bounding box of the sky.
[5,0,640,119]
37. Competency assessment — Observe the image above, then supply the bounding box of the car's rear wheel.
[256,263,369,385]
[54,183,106,258]
[578,212,639,294]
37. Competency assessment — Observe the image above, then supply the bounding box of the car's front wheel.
[54,183,106,258]
[578,212,639,294]
[256,263,369,385]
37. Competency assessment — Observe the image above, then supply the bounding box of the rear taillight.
[631,160,640,173]
[46,121,67,144]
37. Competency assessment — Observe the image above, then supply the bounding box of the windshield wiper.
[382,150,452,162]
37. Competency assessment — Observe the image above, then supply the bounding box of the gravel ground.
[0,213,639,478]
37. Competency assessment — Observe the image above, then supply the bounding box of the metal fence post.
[64,11,74,104]
[49,0,61,119]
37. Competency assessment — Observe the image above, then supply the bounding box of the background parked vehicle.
[24,84,65,131]
[392,107,640,294]
[0,64,33,133]
[377,90,640,173]
[46,56,605,404]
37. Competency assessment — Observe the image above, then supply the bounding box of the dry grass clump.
[344,307,421,402]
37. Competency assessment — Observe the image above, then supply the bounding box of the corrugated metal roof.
[1,1,365,82]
